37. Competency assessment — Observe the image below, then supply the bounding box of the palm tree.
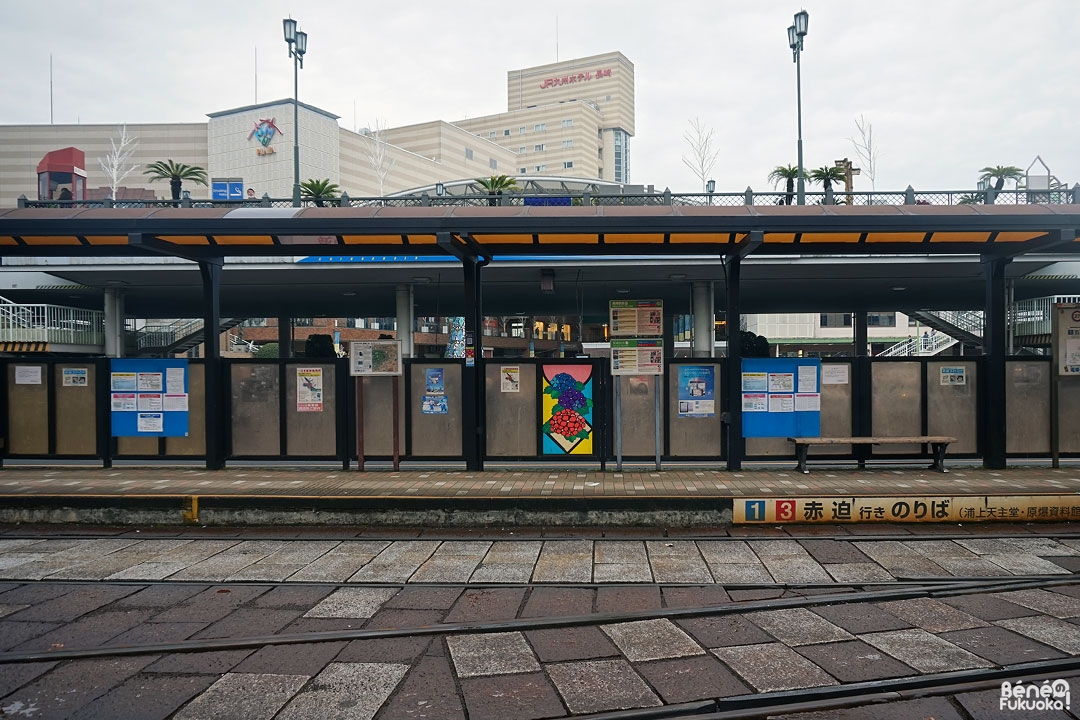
[979,165,1023,193]
[957,192,984,205]
[300,179,341,207]
[143,160,208,202]
[767,165,800,205]
[809,166,846,194]
[476,175,519,206]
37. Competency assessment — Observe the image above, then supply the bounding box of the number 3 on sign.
[776,500,796,522]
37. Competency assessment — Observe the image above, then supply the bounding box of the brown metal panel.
[618,375,663,457]
[359,375,406,456]
[54,364,96,455]
[667,364,721,457]
[1006,361,1050,454]
[745,436,793,457]
[8,364,47,454]
[927,360,978,454]
[116,436,158,455]
[1059,376,1080,453]
[811,363,853,456]
[871,362,922,454]
[286,364,337,457]
[485,363,537,457]
[409,363,462,457]
[229,363,280,456]
[167,363,205,456]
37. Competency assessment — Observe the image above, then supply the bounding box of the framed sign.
[349,340,403,376]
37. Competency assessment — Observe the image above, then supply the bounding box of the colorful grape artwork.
[541,364,594,454]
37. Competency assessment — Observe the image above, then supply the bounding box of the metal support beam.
[199,259,225,470]
[726,255,743,471]
[278,317,291,358]
[982,255,1010,470]
[853,311,868,357]
[396,284,414,358]
[692,281,714,358]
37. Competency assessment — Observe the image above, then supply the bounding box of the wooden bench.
[787,436,957,474]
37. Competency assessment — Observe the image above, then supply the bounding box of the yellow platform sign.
[733,496,1080,524]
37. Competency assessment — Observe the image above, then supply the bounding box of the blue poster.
[110,359,189,437]
[677,365,715,418]
[425,368,444,393]
[211,182,228,200]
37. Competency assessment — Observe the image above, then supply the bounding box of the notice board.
[741,358,821,438]
[110,358,189,437]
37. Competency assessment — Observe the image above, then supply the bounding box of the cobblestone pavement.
[0,463,1079,498]
[0,526,1079,718]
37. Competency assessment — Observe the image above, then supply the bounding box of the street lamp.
[283,18,308,207]
[787,9,809,205]
[706,179,715,205]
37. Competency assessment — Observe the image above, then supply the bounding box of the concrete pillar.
[103,289,125,358]
[692,281,714,358]
[396,284,414,358]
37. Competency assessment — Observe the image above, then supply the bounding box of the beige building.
[0,51,634,208]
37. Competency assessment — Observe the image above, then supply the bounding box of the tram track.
[1,574,1074,665]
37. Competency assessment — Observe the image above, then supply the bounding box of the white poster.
[769,393,795,413]
[14,366,41,385]
[111,393,137,411]
[794,393,821,411]
[768,373,795,393]
[166,367,186,393]
[111,372,136,391]
[797,366,818,393]
[822,365,849,385]
[62,368,89,387]
[297,367,324,412]
[137,393,163,411]
[742,393,768,412]
[136,412,164,433]
[940,366,967,385]
[163,394,189,411]
[741,372,768,392]
[501,366,520,392]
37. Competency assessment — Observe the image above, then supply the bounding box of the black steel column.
[462,256,485,471]
[982,256,1010,469]
[199,260,225,470]
[726,256,743,471]
[854,311,868,357]
[277,316,291,358]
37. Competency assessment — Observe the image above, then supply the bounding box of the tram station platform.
[1,462,1079,528]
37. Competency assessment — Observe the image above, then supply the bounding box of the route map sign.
[349,340,402,376]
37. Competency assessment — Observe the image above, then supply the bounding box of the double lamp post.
[283,18,308,207]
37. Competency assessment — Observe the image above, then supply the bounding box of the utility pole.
[835,158,861,204]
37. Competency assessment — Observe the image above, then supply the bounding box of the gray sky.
[3,1,1077,194]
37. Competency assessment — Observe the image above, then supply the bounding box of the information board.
[609,299,663,338]
[611,339,663,375]
[349,340,402,376]
[741,358,820,438]
[110,359,189,437]
[1056,304,1080,375]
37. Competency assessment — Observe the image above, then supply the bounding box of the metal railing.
[924,309,985,336]
[0,296,104,346]
[1013,296,1080,337]
[878,332,958,357]
[17,184,1080,210]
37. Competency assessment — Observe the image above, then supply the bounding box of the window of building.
[534,144,545,152]
[562,119,573,127]
[489,158,498,170]
[465,148,473,160]
[295,317,314,327]
[519,126,526,134]
[562,139,573,148]
[534,123,546,131]
[535,164,546,172]
[563,161,574,169]
[488,131,496,139]
[868,312,897,327]
[819,313,852,328]
[519,167,527,174]
[518,147,527,154]
[503,129,511,136]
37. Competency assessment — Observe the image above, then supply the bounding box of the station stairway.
[130,318,247,356]
[876,310,983,357]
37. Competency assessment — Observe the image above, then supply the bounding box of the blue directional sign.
[211,182,228,200]
[228,181,244,200]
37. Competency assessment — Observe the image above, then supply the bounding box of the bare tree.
[97,125,139,199]
[849,115,879,190]
[362,119,396,197]
[681,117,721,192]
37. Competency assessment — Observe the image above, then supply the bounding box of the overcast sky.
[3,1,1077,194]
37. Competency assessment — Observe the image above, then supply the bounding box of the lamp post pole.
[788,10,809,206]
[283,18,307,208]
